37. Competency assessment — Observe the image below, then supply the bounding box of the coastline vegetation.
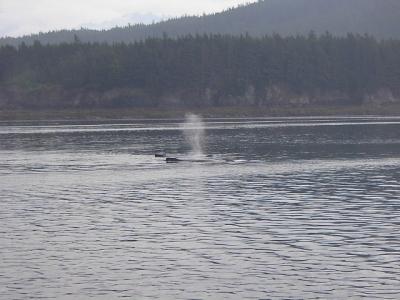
[1,33,400,117]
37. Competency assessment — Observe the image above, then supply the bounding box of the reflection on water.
[0,117,400,299]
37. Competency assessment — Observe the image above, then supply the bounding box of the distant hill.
[1,0,400,46]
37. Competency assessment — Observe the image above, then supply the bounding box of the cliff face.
[1,85,398,110]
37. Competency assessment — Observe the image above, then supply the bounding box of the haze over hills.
[1,0,400,47]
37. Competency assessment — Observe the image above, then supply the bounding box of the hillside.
[1,34,400,111]
[1,0,400,46]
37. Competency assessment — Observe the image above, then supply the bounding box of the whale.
[166,157,181,163]
[165,156,212,163]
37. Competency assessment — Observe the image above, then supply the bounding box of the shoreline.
[1,105,400,122]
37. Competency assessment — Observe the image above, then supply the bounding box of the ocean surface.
[0,116,399,299]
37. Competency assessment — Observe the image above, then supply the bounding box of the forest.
[1,33,400,109]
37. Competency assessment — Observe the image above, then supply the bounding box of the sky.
[0,0,254,38]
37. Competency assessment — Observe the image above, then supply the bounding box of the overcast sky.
[0,0,254,38]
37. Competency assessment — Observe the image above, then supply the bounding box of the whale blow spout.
[182,113,205,157]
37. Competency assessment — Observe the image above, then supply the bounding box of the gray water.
[0,116,400,299]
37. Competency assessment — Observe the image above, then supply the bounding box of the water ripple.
[1,118,400,299]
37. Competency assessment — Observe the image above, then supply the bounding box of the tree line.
[1,33,400,108]
[2,0,400,47]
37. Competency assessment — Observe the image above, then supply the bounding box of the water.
[0,116,400,299]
